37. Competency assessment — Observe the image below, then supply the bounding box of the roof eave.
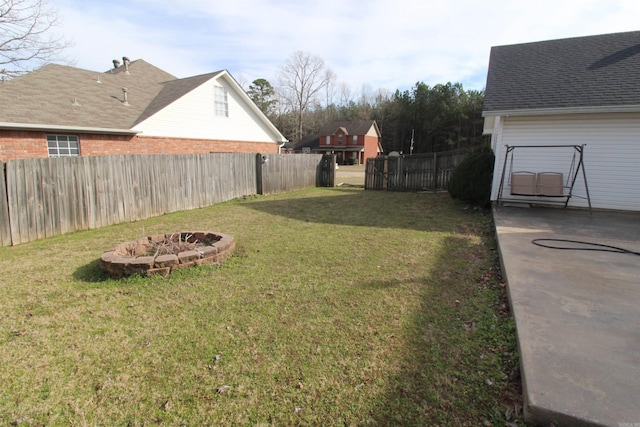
[482,104,640,117]
[0,122,140,135]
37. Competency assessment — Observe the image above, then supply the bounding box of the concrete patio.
[493,206,640,426]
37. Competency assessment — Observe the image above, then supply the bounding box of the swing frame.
[497,144,592,214]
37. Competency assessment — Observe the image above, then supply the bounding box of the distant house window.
[352,135,358,145]
[338,134,343,145]
[325,136,330,145]
[47,135,80,157]
[214,86,228,117]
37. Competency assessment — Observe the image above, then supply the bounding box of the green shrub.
[448,145,495,207]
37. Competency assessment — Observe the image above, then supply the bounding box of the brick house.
[292,120,382,164]
[0,58,287,162]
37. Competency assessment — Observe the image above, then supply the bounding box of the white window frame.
[325,136,330,145]
[214,86,229,117]
[47,134,80,157]
[352,135,358,145]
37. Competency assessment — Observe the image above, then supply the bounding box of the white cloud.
[50,0,640,94]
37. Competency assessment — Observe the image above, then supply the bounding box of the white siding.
[491,113,640,211]
[134,77,281,143]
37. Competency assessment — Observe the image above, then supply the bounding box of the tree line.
[248,51,487,154]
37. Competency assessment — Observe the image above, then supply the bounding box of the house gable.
[134,71,286,143]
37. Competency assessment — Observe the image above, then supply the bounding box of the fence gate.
[318,154,336,187]
[365,156,401,190]
[365,149,468,191]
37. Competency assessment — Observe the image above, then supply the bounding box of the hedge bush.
[448,145,495,207]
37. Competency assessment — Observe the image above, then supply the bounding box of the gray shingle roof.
[293,134,320,150]
[318,120,379,137]
[483,31,640,113]
[0,60,214,131]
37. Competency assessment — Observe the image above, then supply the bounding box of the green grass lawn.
[0,188,522,426]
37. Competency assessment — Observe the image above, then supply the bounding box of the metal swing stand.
[497,144,592,214]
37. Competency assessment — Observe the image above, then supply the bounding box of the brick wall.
[0,130,280,162]
[0,130,50,160]
[363,135,380,161]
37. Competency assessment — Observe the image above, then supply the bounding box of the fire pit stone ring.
[100,231,235,277]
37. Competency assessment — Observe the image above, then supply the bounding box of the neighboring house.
[483,31,640,212]
[293,120,382,164]
[0,58,287,162]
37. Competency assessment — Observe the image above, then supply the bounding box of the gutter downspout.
[278,141,287,154]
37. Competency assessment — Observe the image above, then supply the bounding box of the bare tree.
[277,51,334,142]
[338,82,352,107]
[323,68,337,106]
[0,0,72,79]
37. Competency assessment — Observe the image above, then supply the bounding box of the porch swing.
[497,144,592,213]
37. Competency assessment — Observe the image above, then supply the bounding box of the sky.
[50,0,640,96]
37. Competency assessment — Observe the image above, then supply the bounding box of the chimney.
[113,59,121,69]
[123,57,130,74]
[122,87,129,106]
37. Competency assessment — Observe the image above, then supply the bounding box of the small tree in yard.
[247,78,277,117]
[448,145,495,207]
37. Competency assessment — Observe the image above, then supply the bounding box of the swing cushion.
[511,172,537,195]
[537,172,564,196]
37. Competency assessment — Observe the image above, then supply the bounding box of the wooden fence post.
[0,162,11,246]
[256,153,264,195]
[433,152,438,189]
[317,154,335,187]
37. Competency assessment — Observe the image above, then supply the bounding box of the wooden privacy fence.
[0,152,330,246]
[258,153,334,195]
[365,149,468,191]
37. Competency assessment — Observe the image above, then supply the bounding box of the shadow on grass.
[72,258,111,283]
[364,234,521,425]
[244,188,464,233]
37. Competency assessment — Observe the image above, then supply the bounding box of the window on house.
[352,135,358,145]
[338,134,343,145]
[47,135,80,157]
[214,86,229,117]
[325,136,331,145]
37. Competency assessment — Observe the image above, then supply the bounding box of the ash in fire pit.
[101,232,235,277]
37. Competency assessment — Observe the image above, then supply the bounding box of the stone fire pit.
[101,231,235,277]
